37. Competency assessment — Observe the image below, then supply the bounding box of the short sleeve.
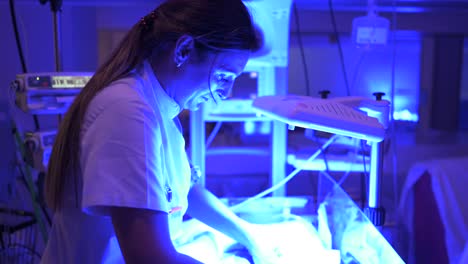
[80,90,169,216]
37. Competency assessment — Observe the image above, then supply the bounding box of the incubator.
[174,174,404,264]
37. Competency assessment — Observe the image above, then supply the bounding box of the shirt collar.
[141,60,181,119]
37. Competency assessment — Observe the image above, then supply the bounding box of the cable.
[350,52,367,92]
[17,6,30,72]
[360,140,368,178]
[322,149,330,174]
[293,3,311,96]
[33,116,40,131]
[8,0,27,73]
[19,172,52,227]
[337,139,360,186]
[206,122,223,149]
[390,0,399,210]
[11,123,49,243]
[328,0,351,96]
[306,134,331,175]
[360,140,369,207]
[312,136,331,175]
[0,243,42,260]
[8,4,44,237]
[9,0,41,131]
[231,135,339,212]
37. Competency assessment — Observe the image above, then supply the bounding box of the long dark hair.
[45,0,258,211]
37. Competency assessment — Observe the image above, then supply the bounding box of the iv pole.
[40,0,63,72]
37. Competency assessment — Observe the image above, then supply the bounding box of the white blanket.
[399,157,468,264]
[175,217,340,264]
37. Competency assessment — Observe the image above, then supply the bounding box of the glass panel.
[317,172,404,264]
[201,172,406,264]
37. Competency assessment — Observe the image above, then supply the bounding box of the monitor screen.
[230,71,258,99]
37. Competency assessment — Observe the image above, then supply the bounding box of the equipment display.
[13,72,92,114]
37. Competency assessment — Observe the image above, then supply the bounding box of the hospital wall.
[1,2,468,203]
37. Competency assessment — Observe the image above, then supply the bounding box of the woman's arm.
[186,185,284,263]
[186,185,254,249]
[111,207,203,264]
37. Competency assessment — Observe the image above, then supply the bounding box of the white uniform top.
[40,61,192,264]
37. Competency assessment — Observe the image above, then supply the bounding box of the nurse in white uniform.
[40,0,279,263]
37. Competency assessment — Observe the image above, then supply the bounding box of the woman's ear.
[174,35,195,68]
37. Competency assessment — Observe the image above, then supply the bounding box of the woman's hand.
[240,223,284,264]
[248,241,283,264]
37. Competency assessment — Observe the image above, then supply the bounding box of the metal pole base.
[364,206,386,226]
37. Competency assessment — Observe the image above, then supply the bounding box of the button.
[166,186,172,203]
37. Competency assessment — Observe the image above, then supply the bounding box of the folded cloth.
[399,157,468,264]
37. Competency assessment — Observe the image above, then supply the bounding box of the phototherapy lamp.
[252,94,390,226]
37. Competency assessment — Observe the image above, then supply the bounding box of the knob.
[373,92,385,101]
[319,90,331,99]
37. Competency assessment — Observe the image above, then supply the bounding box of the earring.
[176,62,182,68]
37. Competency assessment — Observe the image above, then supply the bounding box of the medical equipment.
[252,95,386,142]
[23,130,57,170]
[176,177,405,264]
[39,0,64,71]
[252,94,390,226]
[191,0,292,191]
[11,72,90,170]
[12,72,92,114]
[243,1,291,68]
[351,0,390,48]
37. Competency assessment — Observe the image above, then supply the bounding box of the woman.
[41,0,278,263]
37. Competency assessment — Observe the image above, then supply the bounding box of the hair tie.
[140,10,157,30]
[140,17,147,28]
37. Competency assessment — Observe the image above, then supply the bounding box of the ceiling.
[16,0,468,12]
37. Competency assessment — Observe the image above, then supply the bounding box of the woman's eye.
[216,74,231,85]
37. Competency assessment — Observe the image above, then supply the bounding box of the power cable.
[328,0,351,96]
[293,3,311,96]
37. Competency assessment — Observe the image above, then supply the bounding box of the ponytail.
[45,22,149,210]
[45,0,258,211]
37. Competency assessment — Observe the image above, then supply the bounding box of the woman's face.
[174,49,250,111]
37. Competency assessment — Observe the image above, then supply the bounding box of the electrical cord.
[328,0,351,96]
[337,139,360,186]
[0,243,42,260]
[9,0,40,131]
[350,52,367,92]
[206,122,223,149]
[360,140,369,206]
[18,172,52,227]
[8,1,48,242]
[310,136,331,175]
[360,140,368,178]
[231,135,339,212]
[322,149,330,174]
[293,3,311,96]
[390,0,399,210]
[11,123,49,243]
[8,0,27,73]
